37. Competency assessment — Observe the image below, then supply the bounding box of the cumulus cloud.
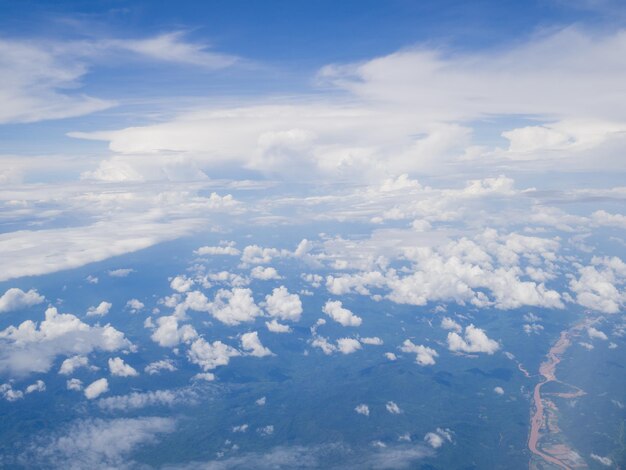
[494,387,504,395]
[587,326,608,341]
[440,317,462,333]
[355,404,370,416]
[170,275,194,293]
[251,266,282,280]
[240,332,274,357]
[150,315,198,348]
[322,300,362,327]
[86,301,112,317]
[125,299,144,312]
[400,340,439,366]
[0,288,44,313]
[265,319,292,333]
[570,256,625,313]
[0,307,131,375]
[195,243,241,256]
[209,288,262,326]
[336,338,362,354]
[360,336,383,345]
[187,338,240,371]
[423,428,453,449]
[108,357,138,377]
[25,380,46,394]
[386,401,402,414]
[144,359,176,375]
[66,378,82,391]
[58,355,91,375]
[108,268,134,278]
[447,324,500,354]
[265,286,303,321]
[84,378,109,399]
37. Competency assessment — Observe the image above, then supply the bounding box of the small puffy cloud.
[67,378,83,391]
[232,424,249,433]
[209,288,262,325]
[337,338,362,354]
[440,317,462,333]
[590,454,613,467]
[108,269,134,278]
[0,288,44,313]
[144,359,176,375]
[170,275,194,293]
[447,324,499,354]
[385,352,397,361]
[355,404,370,416]
[579,342,594,350]
[86,301,112,317]
[423,428,453,449]
[265,319,292,333]
[386,401,401,414]
[587,326,608,341]
[0,383,23,401]
[240,331,274,357]
[108,357,138,377]
[256,396,266,406]
[84,378,109,399]
[322,300,362,327]
[25,380,46,394]
[311,336,336,355]
[0,307,131,376]
[251,266,282,280]
[265,286,302,321]
[187,338,240,371]
[400,340,439,366]
[193,372,215,381]
[570,256,625,313]
[86,275,99,284]
[58,355,90,375]
[494,386,504,395]
[241,245,282,265]
[150,315,198,348]
[360,336,383,345]
[257,425,274,436]
[195,244,240,256]
[125,299,144,312]
[523,323,544,334]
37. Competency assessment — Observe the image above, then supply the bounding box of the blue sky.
[0,2,625,468]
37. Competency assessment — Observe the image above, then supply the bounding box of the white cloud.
[240,331,274,357]
[251,266,282,280]
[108,268,134,278]
[385,352,397,361]
[0,288,44,313]
[25,380,46,394]
[241,245,284,265]
[108,357,138,377]
[195,244,241,256]
[590,453,613,467]
[587,326,609,341]
[66,378,83,391]
[125,299,144,312]
[265,286,303,321]
[570,256,625,313]
[26,416,175,468]
[494,386,504,395]
[170,275,194,293]
[322,300,362,327]
[232,424,249,433]
[265,319,292,333]
[447,324,500,354]
[423,428,453,449]
[150,315,198,348]
[0,383,23,401]
[98,389,196,412]
[336,338,362,355]
[58,355,90,375]
[144,359,176,375]
[360,336,383,345]
[0,307,131,375]
[400,340,439,366]
[355,404,370,416]
[208,288,262,325]
[440,317,462,333]
[386,401,402,414]
[86,301,112,317]
[187,338,240,371]
[84,378,109,399]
